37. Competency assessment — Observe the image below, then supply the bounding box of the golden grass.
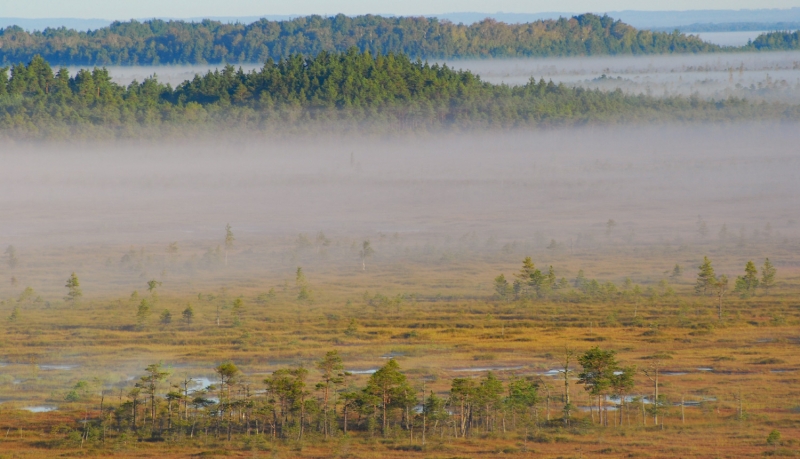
[0,239,799,457]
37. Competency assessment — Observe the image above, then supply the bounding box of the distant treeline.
[655,22,800,33]
[1,50,797,139]
[0,14,735,66]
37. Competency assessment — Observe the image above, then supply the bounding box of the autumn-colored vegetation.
[1,229,798,458]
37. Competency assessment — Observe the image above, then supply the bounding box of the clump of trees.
[71,347,647,447]
[493,256,778,323]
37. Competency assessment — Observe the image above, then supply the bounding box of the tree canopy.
[0,50,796,139]
[0,14,739,66]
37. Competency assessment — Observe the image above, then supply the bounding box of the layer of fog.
[694,31,769,47]
[67,50,800,103]
[445,51,800,102]
[1,124,798,298]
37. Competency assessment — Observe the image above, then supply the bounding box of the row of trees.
[77,347,651,446]
[0,14,735,66]
[495,256,778,304]
[694,256,776,320]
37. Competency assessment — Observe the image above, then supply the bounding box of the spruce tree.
[734,260,759,298]
[761,258,777,293]
[64,272,82,305]
[695,256,716,295]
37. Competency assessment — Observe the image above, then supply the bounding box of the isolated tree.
[224,224,235,266]
[642,353,669,425]
[360,240,375,271]
[5,245,18,269]
[147,279,162,294]
[450,377,476,437]
[140,363,170,428]
[610,365,636,427]
[159,309,172,326]
[422,391,448,439]
[697,216,709,239]
[316,350,345,438]
[714,274,729,320]
[605,219,617,237]
[515,257,544,297]
[578,347,619,425]
[64,272,82,305]
[761,258,776,293]
[574,270,587,289]
[545,266,557,292]
[231,298,244,325]
[216,361,239,400]
[182,304,194,326]
[493,274,511,301]
[215,361,240,439]
[136,299,151,328]
[296,267,311,301]
[694,256,716,295]
[718,223,730,242]
[367,358,412,437]
[670,264,682,280]
[561,347,576,425]
[734,260,759,298]
[8,306,20,322]
[505,376,540,434]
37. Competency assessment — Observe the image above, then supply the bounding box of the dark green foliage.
[0,50,794,139]
[0,14,729,66]
[734,260,760,298]
[695,256,716,295]
[746,31,800,51]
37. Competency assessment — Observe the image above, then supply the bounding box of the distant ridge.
[653,22,800,33]
[4,9,800,32]
[0,14,727,66]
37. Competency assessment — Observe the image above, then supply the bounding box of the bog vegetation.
[0,226,798,457]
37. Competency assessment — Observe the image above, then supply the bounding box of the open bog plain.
[1,120,799,458]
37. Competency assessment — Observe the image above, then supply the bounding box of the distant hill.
[0,14,724,66]
[653,22,800,33]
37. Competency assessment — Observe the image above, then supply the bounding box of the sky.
[0,0,799,19]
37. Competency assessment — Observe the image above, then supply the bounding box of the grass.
[0,234,799,457]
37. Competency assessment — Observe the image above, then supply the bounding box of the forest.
[1,13,793,66]
[0,51,793,139]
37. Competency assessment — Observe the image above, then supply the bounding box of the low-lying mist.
[2,123,798,299]
[447,51,800,102]
[68,51,800,103]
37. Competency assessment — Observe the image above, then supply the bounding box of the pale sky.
[0,0,798,19]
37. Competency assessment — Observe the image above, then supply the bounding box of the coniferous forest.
[0,13,796,67]
[1,51,796,139]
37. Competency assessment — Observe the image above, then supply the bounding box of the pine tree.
[5,245,18,269]
[296,267,311,301]
[64,272,82,305]
[695,256,716,295]
[136,299,151,328]
[224,223,235,266]
[159,309,172,325]
[182,304,194,326]
[734,260,759,298]
[493,274,510,301]
[761,258,776,293]
[670,264,682,279]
